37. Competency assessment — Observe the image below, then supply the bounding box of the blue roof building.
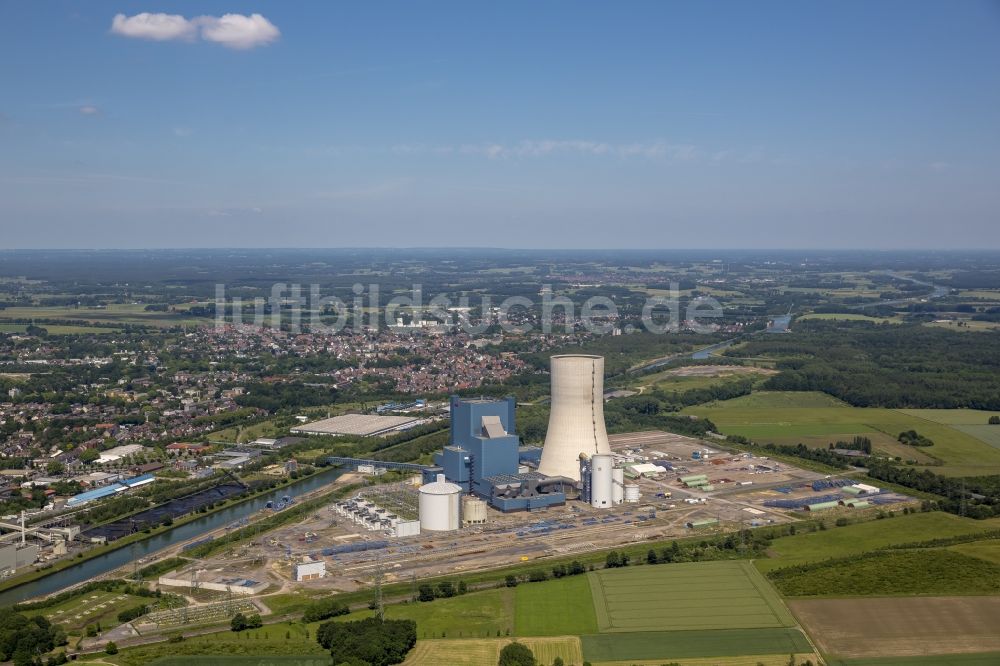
[427,396,566,511]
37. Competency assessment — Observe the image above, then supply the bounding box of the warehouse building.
[293,556,326,582]
[290,414,422,437]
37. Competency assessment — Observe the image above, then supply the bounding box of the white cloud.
[111,13,197,42]
[198,14,280,50]
[172,127,193,137]
[78,105,100,115]
[110,12,279,49]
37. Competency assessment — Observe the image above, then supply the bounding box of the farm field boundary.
[514,574,597,636]
[581,627,811,661]
[685,396,1000,475]
[828,654,1000,666]
[398,636,582,666]
[588,560,794,632]
[594,656,819,666]
[755,511,996,573]
[789,596,1000,659]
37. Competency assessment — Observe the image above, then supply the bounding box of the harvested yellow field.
[402,639,499,666]
[401,636,581,666]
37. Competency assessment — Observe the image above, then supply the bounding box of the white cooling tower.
[538,354,612,482]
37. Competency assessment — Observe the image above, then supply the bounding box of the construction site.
[153,355,917,598]
[165,430,914,597]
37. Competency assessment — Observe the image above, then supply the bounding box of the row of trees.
[301,598,349,623]
[728,437,859,470]
[866,462,1000,519]
[898,430,934,447]
[417,579,467,602]
[829,435,872,454]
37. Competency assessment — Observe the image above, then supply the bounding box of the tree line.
[725,320,1000,410]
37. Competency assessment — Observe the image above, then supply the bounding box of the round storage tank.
[612,467,625,505]
[624,483,640,503]
[419,474,462,531]
[461,496,488,525]
[591,454,613,508]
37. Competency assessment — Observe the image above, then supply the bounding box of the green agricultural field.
[781,432,938,463]
[324,588,515,639]
[897,409,1000,425]
[769,549,1000,597]
[798,313,902,324]
[0,303,207,328]
[589,561,795,633]
[948,539,1000,565]
[697,391,849,408]
[625,365,772,393]
[514,574,597,636]
[898,410,1000,450]
[925,320,1000,332]
[756,511,997,573]
[827,654,1000,666]
[581,627,812,662]
[592,657,819,666]
[685,392,1000,475]
[0,323,121,334]
[97,621,326,665]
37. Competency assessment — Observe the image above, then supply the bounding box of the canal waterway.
[0,466,343,606]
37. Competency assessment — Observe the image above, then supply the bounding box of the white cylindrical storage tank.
[461,496,488,525]
[419,474,461,531]
[612,467,625,505]
[590,454,613,508]
[624,483,640,503]
[539,355,612,482]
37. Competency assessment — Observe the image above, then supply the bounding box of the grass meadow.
[769,549,1000,597]
[580,627,812,662]
[684,391,1000,475]
[514,574,598,636]
[755,511,998,573]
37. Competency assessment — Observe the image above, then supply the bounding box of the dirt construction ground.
[789,596,1000,659]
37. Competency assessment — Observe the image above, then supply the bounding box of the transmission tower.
[961,478,967,517]
[373,553,385,621]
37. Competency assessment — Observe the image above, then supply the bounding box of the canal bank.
[0,466,345,606]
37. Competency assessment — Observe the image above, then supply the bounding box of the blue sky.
[1,1,998,249]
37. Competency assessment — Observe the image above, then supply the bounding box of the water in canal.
[0,467,343,606]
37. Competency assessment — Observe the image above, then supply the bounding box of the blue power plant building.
[424,396,571,512]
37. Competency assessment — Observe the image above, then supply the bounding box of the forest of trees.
[235,382,339,412]
[0,609,67,666]
[866,462,1000,519]
[726,321,1000,409]
[316,617,416,666]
